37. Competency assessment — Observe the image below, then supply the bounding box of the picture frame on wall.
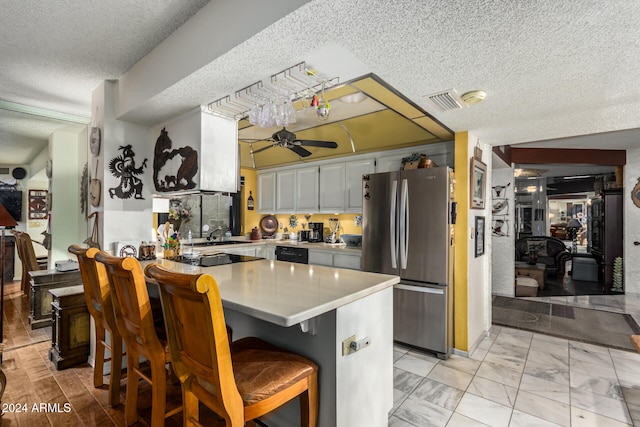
[28,189,48,220]
[470,157,487,209]
[475,215,485,257]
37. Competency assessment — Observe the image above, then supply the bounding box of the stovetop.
[178,253,263,267]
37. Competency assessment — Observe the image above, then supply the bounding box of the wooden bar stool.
[68,245,125,406]
[145,263,318,427]
[95,252,181,427]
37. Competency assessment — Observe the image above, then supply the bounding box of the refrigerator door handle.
[399,178,408,269]
[390,179,398,269]
[395,284,445,295]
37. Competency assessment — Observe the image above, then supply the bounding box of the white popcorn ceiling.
[2,0,640,165]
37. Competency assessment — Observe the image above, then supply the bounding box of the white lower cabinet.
[255,245,275,260]
[308,251,333,267]
[308,250,361,270]
[221,246,257,257]
[333,254,362,270]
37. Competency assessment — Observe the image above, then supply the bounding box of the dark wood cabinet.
[589,189,623,292]
[1,235,15,282]
[49,285,90,370]
[29,269,82,329]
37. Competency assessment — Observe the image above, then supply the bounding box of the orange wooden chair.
[68,245,125,406]
[145,263,318,427]
[95,252,181,426]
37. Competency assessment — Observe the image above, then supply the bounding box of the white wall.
[491,167,515,297]
[93,81,154,252]
[625,148,640,295]
[48,126,86,264]
[466,134,491,351]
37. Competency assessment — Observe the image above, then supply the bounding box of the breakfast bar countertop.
[143,258,398,327]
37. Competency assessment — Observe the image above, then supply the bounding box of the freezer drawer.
[393,283,448,358]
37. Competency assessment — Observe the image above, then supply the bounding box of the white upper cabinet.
[257,171,276,213]
[276,169,296,212]
[345,159,375,212]
[295,167,319,213]
[319,163,346,213]
[256,142,452,214]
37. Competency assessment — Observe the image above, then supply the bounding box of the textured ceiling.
[2,0,640,166]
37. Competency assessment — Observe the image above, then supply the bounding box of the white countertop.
[143,258,397,327]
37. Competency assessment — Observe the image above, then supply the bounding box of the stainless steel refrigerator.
[362,167,455,359]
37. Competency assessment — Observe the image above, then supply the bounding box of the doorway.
[513,164,622,297]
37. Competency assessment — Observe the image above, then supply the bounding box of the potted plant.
[168,199,191,232]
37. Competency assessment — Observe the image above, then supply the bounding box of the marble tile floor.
[391,293,640,426]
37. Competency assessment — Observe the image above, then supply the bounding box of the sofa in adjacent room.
[515,236,572,277]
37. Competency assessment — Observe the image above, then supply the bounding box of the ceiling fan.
[242,127,338,158]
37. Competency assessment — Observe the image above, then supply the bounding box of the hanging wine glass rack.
[206,62,338,126]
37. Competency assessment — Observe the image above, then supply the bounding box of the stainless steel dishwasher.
[275,246,309,264]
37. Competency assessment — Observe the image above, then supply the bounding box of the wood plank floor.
[1,281,224,426]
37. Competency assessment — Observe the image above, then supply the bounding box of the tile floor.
[6,277,640,426]
[390,293,640,426]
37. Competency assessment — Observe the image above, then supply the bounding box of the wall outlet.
[342,335,356,356]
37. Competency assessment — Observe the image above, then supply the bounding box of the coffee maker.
[308,222,324,242]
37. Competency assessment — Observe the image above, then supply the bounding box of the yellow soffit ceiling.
[238,74,454,169]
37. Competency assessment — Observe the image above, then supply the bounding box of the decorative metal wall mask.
[108,145,148,200]
[492,182,510,237]
[632,178,640,208]
[80,163,88,214]
[153,127,199,192]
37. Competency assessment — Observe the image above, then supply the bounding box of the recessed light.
[336,92,368,104]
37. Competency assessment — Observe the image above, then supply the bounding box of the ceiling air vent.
[424,90,465,112]
[0,168,9,175]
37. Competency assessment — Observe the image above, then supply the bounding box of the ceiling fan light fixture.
[461,90,487,106]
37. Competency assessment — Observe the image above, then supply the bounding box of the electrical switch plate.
[342,335,356,356]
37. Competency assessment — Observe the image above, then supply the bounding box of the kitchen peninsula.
[143,256,398,427]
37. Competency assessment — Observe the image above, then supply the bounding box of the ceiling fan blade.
[288,145,312,157]
[251,144,277,155]
[295,139,338,148]
[240,138,273,143]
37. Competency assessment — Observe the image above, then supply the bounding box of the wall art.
[470,157,486,209]
[108,145,148,200]
[632,178,640,208]
[80,162,88,214]
[153,127,199,192]
[475,216,485,257]
[492,182,510,237]
[28,189,48,220]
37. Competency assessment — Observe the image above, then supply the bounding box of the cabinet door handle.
[635,241,640,246]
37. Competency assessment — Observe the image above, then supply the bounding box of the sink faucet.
[207,226,223,241]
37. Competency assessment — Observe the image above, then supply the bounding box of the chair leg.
[300,372,318,427]
[94,324,106,388]
[125,353,139,426]
[183,377,200,427]
[108,333,123,407]
[149,355,167,427]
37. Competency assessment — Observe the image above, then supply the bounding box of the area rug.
[492,296,640,351]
